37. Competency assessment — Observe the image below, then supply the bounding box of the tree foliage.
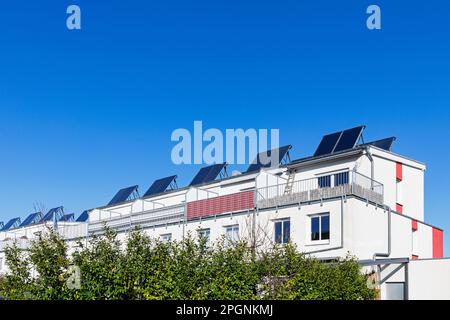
[0,227,376,300]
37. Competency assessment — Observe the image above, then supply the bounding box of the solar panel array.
[190,163,227,186]
[246,145,292,173]
[144,175,177,197]
[108,185,139,205]
[41,207,65,222]
[0,125,399,230]
[314,126,365,157]
[1,217,21,231]
[20,212,43,227]
[76,210,89,222]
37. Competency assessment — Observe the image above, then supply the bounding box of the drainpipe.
[373,206,391,259]
[364,147,374,189]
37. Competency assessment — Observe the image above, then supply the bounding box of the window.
[318,175,331,188]
[385,282,405,300]
[334,172,349,186]
[311,214,330,241]
[274,219,290,244]
[198,228,211,245]
[225,225,239,243]
[160,233,172,242]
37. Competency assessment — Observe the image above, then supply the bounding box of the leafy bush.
[0,227,376,300]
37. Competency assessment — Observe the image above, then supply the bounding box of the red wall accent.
[432,228,444,259]
[396,203,403,214]
[187,191,254,220]
[396,162,403,181]
[412,220,418,231]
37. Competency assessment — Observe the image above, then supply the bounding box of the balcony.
[88,204,185,234]
[0,238,30,251]
[187,190,255,220]
[256,170,383,209]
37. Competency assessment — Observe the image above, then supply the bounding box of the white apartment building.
[0,126,448,300]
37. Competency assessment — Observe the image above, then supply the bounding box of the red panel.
[412,255,419,260]
[187,191,254,220]
[412,220,418,231]
[432,228,444,259]
[396,203,403,214]
[396,162,403,181]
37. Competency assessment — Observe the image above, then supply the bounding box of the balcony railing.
[88,204,185,234]
[256,170,383,209]
[187,191,255,220]
[0,238,30,251]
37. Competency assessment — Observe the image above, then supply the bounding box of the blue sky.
[0,1,449,254]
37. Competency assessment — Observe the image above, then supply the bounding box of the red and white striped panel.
[187,191,255,220]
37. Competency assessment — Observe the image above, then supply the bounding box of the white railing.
[88,204,185,234]
[256,170,383,209]
[57,223,88,239]
[0,238,31,251]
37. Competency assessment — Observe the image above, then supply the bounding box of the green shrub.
[0,227,376,300]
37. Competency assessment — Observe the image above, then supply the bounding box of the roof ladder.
[283,170,296,195]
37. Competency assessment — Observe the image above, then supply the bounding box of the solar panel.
[246,145,292,173]
[144,175,177,197]
[76,210,89,222]
[41,207,65,222]
[190,163,227,186]
[59,213,75,222]
[333,126,365,153]
[364,137,396,151]
[108,185,139,205]
[20,212,43,227]
[313,132,342,157]
[1,217,21,231]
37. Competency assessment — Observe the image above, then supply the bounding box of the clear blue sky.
[0,1,449,254]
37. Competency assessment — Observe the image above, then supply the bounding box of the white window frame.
[198,228,211,245]
[224,225,239,243]
[274,218,290,245]
[160,233,172,243]
[309,213,330,244]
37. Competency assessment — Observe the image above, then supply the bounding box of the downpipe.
[365,147,375,189]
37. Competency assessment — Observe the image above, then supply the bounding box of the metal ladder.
[283,170,296,195]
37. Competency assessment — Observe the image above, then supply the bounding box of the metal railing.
[256,170,383,209]
[88,204,185,234]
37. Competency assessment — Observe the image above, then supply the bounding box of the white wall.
[409,259,450,300]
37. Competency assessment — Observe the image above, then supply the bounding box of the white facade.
[0,138,447,300]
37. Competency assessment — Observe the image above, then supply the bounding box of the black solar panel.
[190,163,226,186]
[246,145,291,173]
[20,212,42,227]
[76,210,89,222]
[108,185,139,205]
[144,175,177,197]
[1,217,21,231]
[41,207,65,222]
[365,137,396,151]
[313,132,343,157]
[59,213,75,222]
[333,126,365,153]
